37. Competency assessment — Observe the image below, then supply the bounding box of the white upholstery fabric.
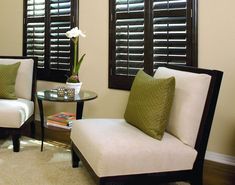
[0,98,34,128]
[71,119,197,177]
[154,67,211,147]
[0,58,34,100]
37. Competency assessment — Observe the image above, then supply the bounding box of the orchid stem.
[73,41,78,75]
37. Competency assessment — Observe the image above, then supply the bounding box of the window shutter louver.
[26,0,46,69]
[50,0,71,16]
[27,0,45,18]
[24,0,77,82]
[49,21,71,71]
[49,0,72,72]
[114,0,145,76]
[26,22,45,68]
[153,0,190,71]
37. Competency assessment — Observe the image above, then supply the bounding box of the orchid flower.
[65,27,86,82]
[65,27,86,38]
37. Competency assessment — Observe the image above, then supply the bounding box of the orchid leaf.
[75,54,86,74]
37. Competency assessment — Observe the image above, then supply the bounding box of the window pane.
[49,0,73,72]
[50,0,71,16]
[115,18,144,76]
[114,0,145,76]
[50,21,71,71]
[153,0,188,72]
[26,22,45,68]
[116,0,144,13]
[27,0,45,18]
[26,0,46,70]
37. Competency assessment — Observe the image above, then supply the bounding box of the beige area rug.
[0,137,96,185]
[0,137,189,185]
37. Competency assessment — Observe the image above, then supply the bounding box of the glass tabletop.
[37,89,97,102]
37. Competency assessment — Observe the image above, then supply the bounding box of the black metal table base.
[36,89,96,152]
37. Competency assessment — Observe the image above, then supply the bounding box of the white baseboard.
[205,151,235,166]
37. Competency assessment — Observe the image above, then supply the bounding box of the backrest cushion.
[0,58,34,100]
[0,62,20,99]
[154,67,211,147]
[124,70,175,140]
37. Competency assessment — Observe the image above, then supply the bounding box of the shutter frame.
[109,0,198,90]
[23,0,78,82]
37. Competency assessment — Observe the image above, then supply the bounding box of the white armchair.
[0,56,37,152]
[70,64,223,185]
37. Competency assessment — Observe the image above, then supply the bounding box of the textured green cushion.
[0,62,20,99]
[124,70,175,140]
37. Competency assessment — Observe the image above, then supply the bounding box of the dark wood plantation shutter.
[109,0,145,89]
[49,0,73,75]
[109,0,197,90]
[152,0,192,71]
[23,0,77,82]
[25,0,46,69]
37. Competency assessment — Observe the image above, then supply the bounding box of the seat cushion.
[154,67,211,147]
[0,98,34,128]
[124,70,175,140]
[70,119,197,177]
[0,58,34,100]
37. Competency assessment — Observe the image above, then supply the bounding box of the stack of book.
[46,112,76,130]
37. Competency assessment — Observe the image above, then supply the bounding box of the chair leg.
[30,121,36,138]
[71,147,80,168]
[191,178,203,185]
[12,133,21,152]
[191,168,203,185]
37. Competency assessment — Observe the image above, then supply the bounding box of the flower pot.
[66,82,82,94]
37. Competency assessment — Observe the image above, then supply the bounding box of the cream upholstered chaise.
[0,56,37,152]
[70,64,223,185]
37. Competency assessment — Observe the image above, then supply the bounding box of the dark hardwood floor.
[203,160,235,185]
[4,122,233,185]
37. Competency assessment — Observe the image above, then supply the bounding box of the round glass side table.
[37,89,97,151]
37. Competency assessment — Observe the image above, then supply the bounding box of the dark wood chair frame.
[71,64,223,185]
[0,56,37,152]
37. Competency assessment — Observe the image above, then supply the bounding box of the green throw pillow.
[0,62,20,99]
[124,70,175,140]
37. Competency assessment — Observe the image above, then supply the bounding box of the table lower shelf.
[44,122,72,131]
[35,121,71,145]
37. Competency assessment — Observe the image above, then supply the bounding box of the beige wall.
[198,0,235,156]
[0,0,23,55]
[0,0,234,157]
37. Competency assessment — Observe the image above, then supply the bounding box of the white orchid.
[65,27,86,39]
[65,27,86,82]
